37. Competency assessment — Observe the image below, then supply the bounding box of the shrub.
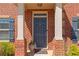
[66,44,79,56]
[0,42,15,56]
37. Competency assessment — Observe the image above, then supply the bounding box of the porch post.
[55,3,63,40]
[17,4,24,40]
[15,3,25,56]
[53,3,65,56]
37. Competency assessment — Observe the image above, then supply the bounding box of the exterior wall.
[0,4,18,40]
[63,4,79,53]
[15,40,25,55]
[24,9,55,52]
[64,4,79,21]
[0,4,25,56]
[53,40,65,56]
[48,9,55,50]
[63,4,79,39]
[24,10,32,53]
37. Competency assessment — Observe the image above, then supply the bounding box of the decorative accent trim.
[0,15,10,18]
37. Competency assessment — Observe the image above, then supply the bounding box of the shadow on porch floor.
[27,49,53,56]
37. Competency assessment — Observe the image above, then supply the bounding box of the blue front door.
[34,17,47,48]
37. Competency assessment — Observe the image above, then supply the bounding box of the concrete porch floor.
[27,49,53,56]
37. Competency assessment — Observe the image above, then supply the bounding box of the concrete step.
[34,49,53,56]
[34,54,50,56]
[36,49,47,54]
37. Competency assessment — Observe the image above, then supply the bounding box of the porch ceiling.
[24,3,55,9]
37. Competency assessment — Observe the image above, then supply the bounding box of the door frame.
[32,11,48,49]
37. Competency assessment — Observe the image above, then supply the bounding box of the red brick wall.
[63,4,79,41]
[0,4,25,56]
[63,4,79,53]
[24,10,32,51]
[48,10,55,50]
[63,4,79,39]
[64,4,79,21]
[24,9,55,51]
[0,3,18,40]
[53,40,65,56]
[15,40,25,56]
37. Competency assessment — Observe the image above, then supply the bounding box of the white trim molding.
[54,3,63,40]
[0,40,9,42]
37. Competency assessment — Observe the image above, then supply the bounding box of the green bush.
[0,42,15,56]
[66,44,79,56]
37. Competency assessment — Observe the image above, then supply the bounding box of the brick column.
[53,3,65,56]
[15,3,25,56]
